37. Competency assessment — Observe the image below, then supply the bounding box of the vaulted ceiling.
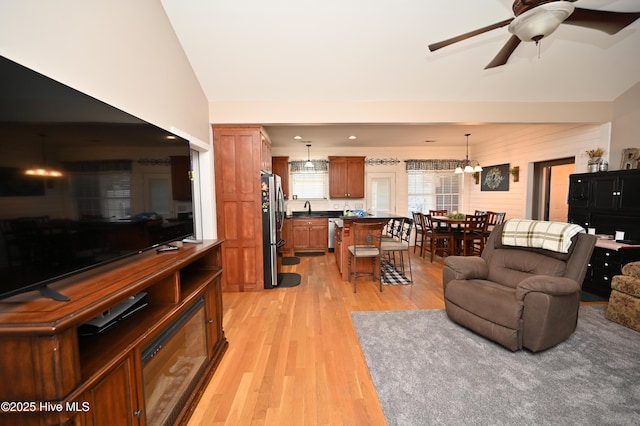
[161,0,640,148]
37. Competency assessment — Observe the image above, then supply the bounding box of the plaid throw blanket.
[501,219,585,253]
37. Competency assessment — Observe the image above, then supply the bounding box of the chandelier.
[24,134,64,178]
[455,133,482,174]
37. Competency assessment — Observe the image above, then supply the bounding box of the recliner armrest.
[443,256,489,281]
[515,275,581,301]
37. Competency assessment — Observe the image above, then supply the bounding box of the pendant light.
[304,143,314,168]
[24,134,63,178]
[455,133,482,174]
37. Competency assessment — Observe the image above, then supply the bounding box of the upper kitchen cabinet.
[329,156,365,199]
[261,133,272,173]
[272,156,290,199]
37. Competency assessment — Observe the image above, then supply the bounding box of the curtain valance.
[289,160,329,173]
[63,159,132,172]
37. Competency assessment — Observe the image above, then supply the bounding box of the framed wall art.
[481,163,510,192]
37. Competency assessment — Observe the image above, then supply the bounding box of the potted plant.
[509,166,520,182]
[586,148,605,172]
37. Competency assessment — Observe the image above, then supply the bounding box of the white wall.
[611,82,640,170]
[0,1,210,144]
[0,1,215,237]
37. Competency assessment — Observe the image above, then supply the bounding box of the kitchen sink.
[291,210,343,218]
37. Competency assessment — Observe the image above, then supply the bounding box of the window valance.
[63,159,132,173]
[289,160,329,173]
[405,159,459,172]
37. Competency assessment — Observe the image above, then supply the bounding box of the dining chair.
[429,209,448,232]
[382,218,404,241]
[456,214,488,256]
[483,211,506,243]
[412,212,426,255]
[381,218,413,284]
[348,220,387,293]
[424,214,453,262]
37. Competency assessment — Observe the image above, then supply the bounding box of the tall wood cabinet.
[0,240,227,426]
[213,125,271,291]
[328,156,365,199]
[272,156,290,200]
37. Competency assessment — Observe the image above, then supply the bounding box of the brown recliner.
[442,222,596,352]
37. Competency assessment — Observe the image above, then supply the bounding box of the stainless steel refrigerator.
[261,173,285,288]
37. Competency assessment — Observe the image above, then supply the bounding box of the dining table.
[430,214,485,256]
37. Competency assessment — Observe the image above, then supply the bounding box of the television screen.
[0,56,194,301]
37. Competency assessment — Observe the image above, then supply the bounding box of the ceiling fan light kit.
[428,0,640,69]
[508,2,575,42]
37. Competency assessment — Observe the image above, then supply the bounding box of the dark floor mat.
[295,252,325,257]
[282,256,300,265]
[277,272,301,288]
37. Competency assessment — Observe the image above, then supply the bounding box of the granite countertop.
[340,212,407,220]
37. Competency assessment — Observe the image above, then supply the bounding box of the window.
[72,172,131,219]
[291,171,326,199]
[408,171,461,214]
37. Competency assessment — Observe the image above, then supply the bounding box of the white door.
[367,172,396,214]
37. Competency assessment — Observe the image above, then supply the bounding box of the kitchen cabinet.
[334,223,343,273]
[329,156,365,199]
[293,218,328,252]
[272,156,290,199]
[213,125,271,291]
[280,217,294,256]
[261,133,272,172]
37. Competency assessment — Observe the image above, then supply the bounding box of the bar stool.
[348,220,386,293]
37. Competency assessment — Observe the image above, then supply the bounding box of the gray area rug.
[351,305,640,425]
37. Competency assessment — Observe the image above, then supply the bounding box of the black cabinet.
[568,169,640,297]
[584,246,640,297]
[568,169,640,238]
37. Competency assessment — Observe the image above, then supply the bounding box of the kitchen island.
[334,213,408,282]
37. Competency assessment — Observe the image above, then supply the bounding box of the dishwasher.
[328,218,340,251]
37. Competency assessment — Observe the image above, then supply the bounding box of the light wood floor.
[187,249,445,425]
[187,250,604,425]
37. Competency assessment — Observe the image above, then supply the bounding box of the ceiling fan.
[428,0,640,69]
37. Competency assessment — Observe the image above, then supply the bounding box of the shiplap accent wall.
[467,123,606,220]
[274,123,608,220]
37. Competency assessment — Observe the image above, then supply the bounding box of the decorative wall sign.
[620,148,639,170]
[481,163,510,192]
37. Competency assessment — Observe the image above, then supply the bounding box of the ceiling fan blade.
[485,35,521,69]
[428,18,513,52]
[564,7,640,35]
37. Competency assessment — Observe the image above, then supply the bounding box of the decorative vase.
[588,157,601,173]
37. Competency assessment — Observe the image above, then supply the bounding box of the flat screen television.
[0,56,195,301]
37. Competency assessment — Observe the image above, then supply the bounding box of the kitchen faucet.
[304,200,311,214]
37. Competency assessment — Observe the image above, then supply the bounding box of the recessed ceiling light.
[294,135,302,140]
[348,135,357,140]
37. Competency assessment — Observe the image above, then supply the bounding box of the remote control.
[156,246,179,253]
